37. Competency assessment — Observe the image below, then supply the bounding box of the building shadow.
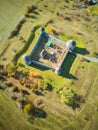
[61,47,89,79]
[32,35,48,61]
[61,53,77,79]
[74,47,89,55]
[30,62,50,71]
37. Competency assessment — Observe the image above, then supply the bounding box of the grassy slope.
[0,0,98,130]
[0,90,40,130]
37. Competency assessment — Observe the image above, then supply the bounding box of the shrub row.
[24,5,37,17]
[9,18,26,38]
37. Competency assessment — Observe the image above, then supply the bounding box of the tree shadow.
[29,35,51,71]
[33,11,39,15]
[0,86,5,90]
[33,108,47,118]
[27,15,38,19]
[21,90,30,96]
[69,94,85,110]
[26,108,47,123]
[34,90,44,96]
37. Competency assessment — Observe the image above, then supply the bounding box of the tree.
[24,103,33,114]
[59,87,84,109]
[38,80,48,90]
[29,71,40,78]
[7,64,17,77]
[48,28,54,35]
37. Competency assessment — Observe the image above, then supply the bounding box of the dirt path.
[70,50,98,62]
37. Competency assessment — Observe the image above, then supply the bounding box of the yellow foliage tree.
[29,71,40,78]
[24,103,33,114]
[48,28,54,35]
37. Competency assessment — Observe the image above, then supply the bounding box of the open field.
[0,0,98,130]
[0,0,25,40]
[0,0,39,42]
[0,90,39,130]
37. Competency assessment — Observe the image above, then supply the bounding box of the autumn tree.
[24,103,33,114]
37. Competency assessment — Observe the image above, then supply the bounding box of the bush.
[29,71,40,78]
[11,96,17,101]
[5,82,12,87]
[88,6,98,15]
[21,90,30,95]
[24,6,31,14]
[13,87,19,92]
[38,80,48,90]
[20,18,26,24]
[64,0,69,2]
[9,18,26,38]
[7,64,17,75]
[10,30,17,37]
[34,109,47,118]
[24,5,37,16]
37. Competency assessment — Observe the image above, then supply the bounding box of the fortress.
[23,28,76,74]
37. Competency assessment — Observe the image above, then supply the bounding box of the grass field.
[0,90,39,130]
[0,0,27,40]
[0,0,98,130]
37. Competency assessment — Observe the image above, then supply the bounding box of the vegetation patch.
[59,87,85,110]
[88,5,98,16]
